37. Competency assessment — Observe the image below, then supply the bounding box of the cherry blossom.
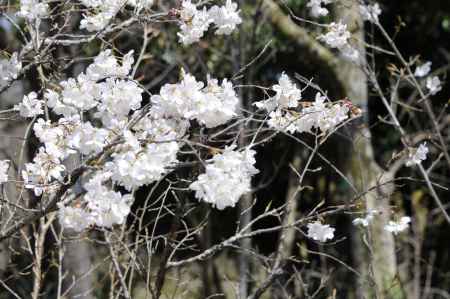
[414,61,432,77]
[360,3,382,23]
[406,142,429,167]
[307,221,335,242]
[151,72,239,127]
[384,216,411,235]
[318,22,359,61]
[17,0,49,21]
[307,0,333,18]
[189,146,259,210]
[426,76,442,95]
[14,92,44,118]
[178,1,213,45]
[209,0,242,35]
[0,53,21,88]
[353,209,379,227]
[254,73,301,112]
[0,160,10,184]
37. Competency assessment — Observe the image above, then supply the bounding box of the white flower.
[86,50,134,81]
[151,72,204,118]
[151,72,239,128]
[406,142,429,167]
[58,204,94,232]
[79,0,125,32]
[307,221,335,242]
[45,89,77,117]
[14,92,44,118]
[360,3,381,23]
[17,0,49,21]
[254,73,301,112]
[352,209,379,227]
[68,121,109,155]
[307,0,333,18]
[194,77,239,128]
[384,216,411,235]
[128,0,154,11]
[426,76,442,95]
[209,0,242,35]
[106,140,180,191]
[189,146,259,210]
[60,74,100,111]
[85,187,132,227]
[0,160,10,183]
[0,53,21,88]
[265,92,349,134]
[178,1,213,45]
[22,147,65,196]
[414,61,431,77]
[318,22,359,61]
[95,78,143,128]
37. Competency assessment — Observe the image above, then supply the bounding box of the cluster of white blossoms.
[352,209,379,227]
[189,146,259,210]
[359,3,382,23]
[406,142,429,167]
[17,0,49,21]
[255,74,351,135]
[307,221,335,242]
[177,0,242,45]
[318,22,359,61]
[426,76,442,95]
[413,61,442,95]
[307,0,333,18]
[0,53,22,89]
[9,45,247,230]
[0,160,9,184]
[79,0,154,32]
[414,61,432,77]
[150,72,240,128]
[14,92,44,118]
[14,50,143,215]
[384,216,411,235]
[58,171,133,231]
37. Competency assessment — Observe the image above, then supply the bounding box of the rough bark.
[261,0,405,297]
[334,1,404,298]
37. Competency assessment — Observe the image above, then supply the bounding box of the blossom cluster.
[189,146,259,210]
[0,53,22,89]
[255,73,352,135]
[307,0,333,18]
[318,22,359,61]
[307,221,335,242]
[150,71,240,128]
[384,216,411,235]
[9,47,249,230]
[359,3,382,23]
[413,61,442,95]
[406,142,429,167]
[18,0,49,21]
[0,160,9,183]
[177,0,242,45]
[352,209,379,227]
[80,0,154,32]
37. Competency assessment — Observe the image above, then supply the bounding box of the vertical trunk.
[62,155,95,299]
[334,1,404,297]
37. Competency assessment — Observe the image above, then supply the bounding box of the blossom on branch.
[189,146,259,210]
[0,160,10,184]
[307,221,335,242]
[318,22,359,61]
[384,216,411,235]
